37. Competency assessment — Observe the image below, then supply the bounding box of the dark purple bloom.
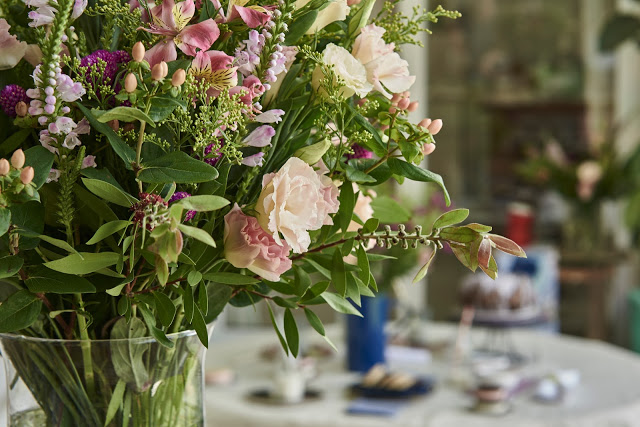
[346,144,373,160]
[0,84,29,118]
[204,142,223,166]
[169,191,196,221]
[80,50,131,101]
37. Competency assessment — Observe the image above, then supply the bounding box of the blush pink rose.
[256,157,340,254]
[224,204,292,281]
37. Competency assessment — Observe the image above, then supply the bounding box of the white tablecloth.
[204,323,640,427]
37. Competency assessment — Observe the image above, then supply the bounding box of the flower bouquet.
[0,0,525,424]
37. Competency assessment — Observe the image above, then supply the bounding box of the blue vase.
[346,295,389,372]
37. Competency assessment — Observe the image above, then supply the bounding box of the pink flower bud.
[108,120,119,131]
[402,91,410,98]
[171,69,186,87]
[132,42,145,62]
[391,93,402,103]
[0,159,10,176]
[389,107,397,114]
[151,64,164,81]
[15,101,28,117]
[124,73,137,93]
[398,98,410,110]
[20,166,34,185]
[408,101,419,112]
[418,118,432,128]
[427,119,443,135]
[11,149,25,169]
[421,143,436,156]
[160,61,168,78]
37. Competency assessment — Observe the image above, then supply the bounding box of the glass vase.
[1,327,212,427]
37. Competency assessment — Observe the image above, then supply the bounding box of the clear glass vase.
[1,328,211,427]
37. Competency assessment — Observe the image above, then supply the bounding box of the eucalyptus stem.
[75,294,96,398]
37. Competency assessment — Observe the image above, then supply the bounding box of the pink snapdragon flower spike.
[230,75,266,107]
[210,0,271,28]
[143,0,220,67]
[0,19,28,69]
[242,125,275,147]
[241,152,265,167]
[189,50,238,97]
[254,109,284,123]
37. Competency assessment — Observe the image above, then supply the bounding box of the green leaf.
[488,234,527,258]
[77,103,136,169]
[87,220,130,245]
[267,302,289,356]
[371,196,411,223]
[331,249,347,296]
[451,245,473,271]
[344,163,376,183]
[0,290,42,333]
[348,0,375,37]
[362,218,379,234]
[304,258,331,280]
[184,283,194,324]
[138,151,219,184]
[413,248,436,283]
[273,296,298,309]
[178,224,216,247]
[0,128,30,156]
[356,245,370,285]
[204,283,232,323]
[0,208,11,237]
[345,272,361,306]
[139,304,174,348]
[202,272,260,285]
[187,270,202,287]
[106,282,127,297]
[599,14,640,51]
[477,237,492,270]
[284,9,317,44]
[349,107,386,157]
[294,139,331,165]
[117,296,130,316]
[175,195,229,211]
[18,230,81,256]
[148,95,187,122]
[0,256,23,279]
[110,318,149,390]
[321,292,362,317]
[387,158,450,206]
[82,178,137,207]
[192,304,209,347]
[479,255,498,280]
[432,208,469,229]
[304,308,325,336]
[24,146,54,189]
[293,265,311,296]
[300,280,330,302]
[154,292,177,328]
[336,181,355,234]
[283,308,299,357]
[466,223,492,233]
[439,226,478,244]
[197,282,208,316]
[44,252,120,275]
[104,380,126,426]
[9,202,44,250]
[94,107,155,127]
[25,268,96,293]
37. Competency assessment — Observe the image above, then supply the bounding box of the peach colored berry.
[0,159,9,176]
[132,42,145,62]
[418,118,432,128]
[20,166,34,185]
[408,101,419,112]
[124,73,137,93]
[172,69,186,87]
[398,98,410,110]
[11,149,25,169]
[422,143,436,156]
[427,119,443,135]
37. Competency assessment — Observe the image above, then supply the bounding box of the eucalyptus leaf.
[138,151,219,184]
[82,178,137,207]
[387,158,450,206]
[321,292,362,317]
[110,318,150,390]
[94,107,156,127]
[44,252,121,275]
[0,290,42,333]
[284,309,299,357]
[432,208,469,229]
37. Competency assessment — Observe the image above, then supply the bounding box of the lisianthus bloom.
[224,204,292,282]
[256,157,340,253]
[312,43,372,98]
[351,24,415,98]
[143,0,220,67]
[210,0,271,28]
[295,0,349,34]
[0,19,27,70]
[189,50,237,97]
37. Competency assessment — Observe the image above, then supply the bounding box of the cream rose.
[295,0,350,34]
[351,24,415,98]
[312,43,373,98]
[224,204,292,281]
[256,157,340,254]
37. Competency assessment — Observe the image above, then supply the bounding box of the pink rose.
[352,24,415,98]
[256,157,340,254]
[224,204,292,281]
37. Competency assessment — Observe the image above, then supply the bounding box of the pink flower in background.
[242,125,275,147]
[348,184,376,232]
[255,157,340,253]
[0,19,28,69]
[143,0,220,67]
[351,24,415,98]
[576,161,603,201]
[210,0,271,28]
[241,152,265,167]
[230,75,265,106]
[189,50,237,97]
[224,204,292,281]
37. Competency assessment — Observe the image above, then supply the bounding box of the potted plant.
[0,0,525,425]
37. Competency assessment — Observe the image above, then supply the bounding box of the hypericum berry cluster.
[131,193,170,230]
[0,149,37,203]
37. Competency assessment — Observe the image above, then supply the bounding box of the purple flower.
[204,142,223,166]
[346,144,373,160]
[0,84,29,117]
[80,50,131,100]
[169,191,196,222]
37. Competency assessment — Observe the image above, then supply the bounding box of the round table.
[204,323,640,427]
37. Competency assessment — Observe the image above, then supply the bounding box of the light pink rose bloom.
[0,19,28,70]
[351,24,415,98]
[256,157,340,253]
[224,204,292,281]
